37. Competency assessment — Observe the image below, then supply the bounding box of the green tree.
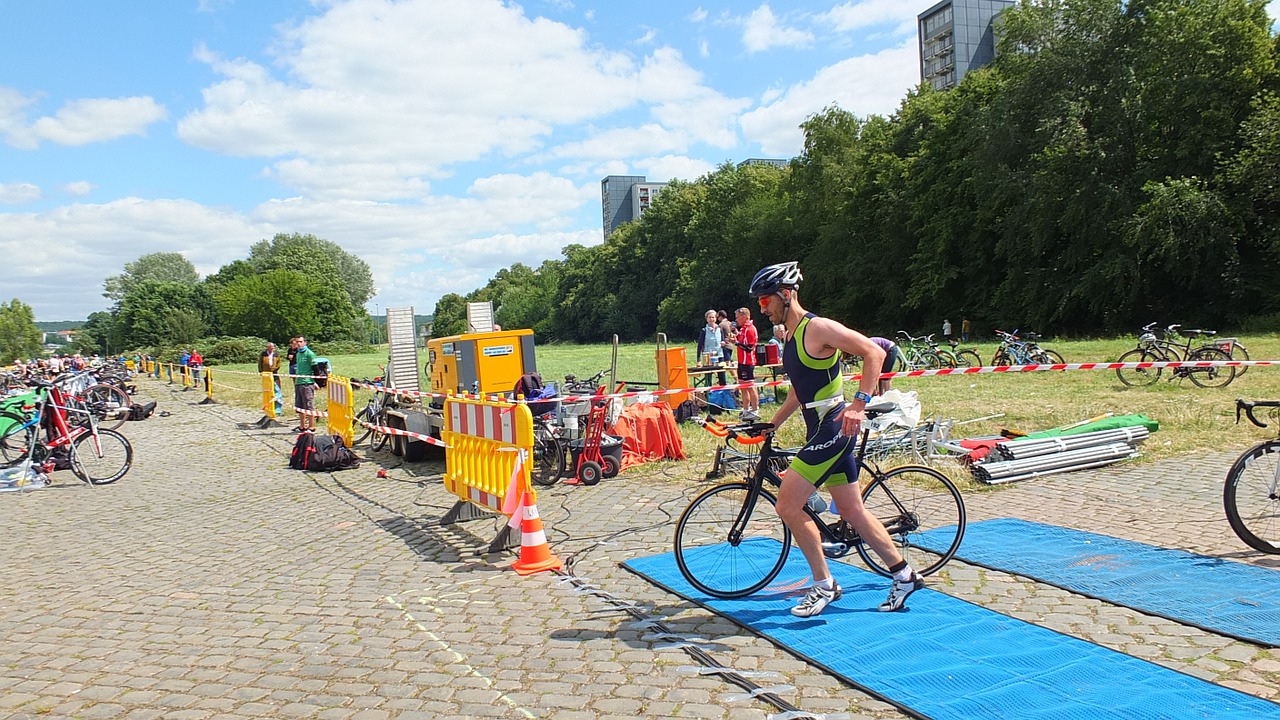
[430,293,467,337]
[215,269,359,342]
[103,252,200,303]
[248,233,374,308]
[71,311,117,355]
[0,298,43,363]
[114,281,207,348]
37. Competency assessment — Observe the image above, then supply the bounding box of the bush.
[309,340,379,356]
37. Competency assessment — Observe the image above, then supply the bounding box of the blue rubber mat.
[914,518,1280,647]
[624,541,1280,719]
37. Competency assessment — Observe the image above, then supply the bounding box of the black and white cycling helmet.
[749,261,803,296]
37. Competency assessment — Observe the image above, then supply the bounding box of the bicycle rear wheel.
[1223,440,1280,554]
[856,465,965,577]
[673,482,791,598]
[1187,347,1235,388]
[531,427,565,487]
[83,384,130,431]
[956,350,981,368]
[1116,349,1161,387]
[70,429,133,485]
[368,410,390,452]
[1,427,33,467]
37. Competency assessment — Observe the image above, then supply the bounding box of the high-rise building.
[601,175,667,237]
[918,0,1015,91]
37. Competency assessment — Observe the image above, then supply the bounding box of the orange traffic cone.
[511,492,562,575]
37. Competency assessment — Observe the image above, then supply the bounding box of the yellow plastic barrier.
[441,395,534,551]
[261,372,277,419]
[325,375,354,447]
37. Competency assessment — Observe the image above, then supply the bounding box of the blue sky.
[4,1,1273,322]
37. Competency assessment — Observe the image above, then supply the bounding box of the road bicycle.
[0,377,133,485]
[1115,323,1235,389]
[991,329,1064,366]
[672,406,966,599]
[1224,399,1280,554]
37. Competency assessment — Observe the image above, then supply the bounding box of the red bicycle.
[0,376,133,484]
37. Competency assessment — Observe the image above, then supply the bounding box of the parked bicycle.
[1115,323,1235,389]
[991,329,1064,366]
[937,338,982,369]
[1224,399,1280,554]
[0,376,133,485]
[894,331,943,370]
[672,407,966,599]
[353,382,392,452]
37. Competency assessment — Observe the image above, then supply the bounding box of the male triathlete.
[751,261,924,616]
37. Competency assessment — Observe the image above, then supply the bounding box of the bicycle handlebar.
[1237,399,1280,429]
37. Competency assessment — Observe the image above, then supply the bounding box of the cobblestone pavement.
[2,378,1278,719]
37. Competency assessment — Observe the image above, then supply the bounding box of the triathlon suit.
[783,313,859,488]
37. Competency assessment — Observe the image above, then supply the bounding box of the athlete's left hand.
[841,405,866,437]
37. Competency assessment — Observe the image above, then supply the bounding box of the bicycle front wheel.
[857,465,965,577]
[70,429,133,485]
[353,406,373,445]
[1187,347,1235,389]
[673,482,791,598]
[1224,440,1280,554]
[1116,349,1161,387]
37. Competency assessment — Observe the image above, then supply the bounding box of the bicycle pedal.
[821,541,848,558]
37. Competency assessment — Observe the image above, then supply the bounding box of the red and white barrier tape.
[207,358,1280,404]
[353,416,449,447]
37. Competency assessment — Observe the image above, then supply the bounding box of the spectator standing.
[767,324,786,348]
[717,310,734,366]
[259,342,284,416]
[734,307,760,421]
[292,336,318,433]
[870,336,900,395]
[179,349,191,389]
[188,349,203,389]
[942,319,952,341]
[961,318,971,343]
[696,310,722,365]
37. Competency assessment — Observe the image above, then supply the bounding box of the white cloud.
[5,97,167,149]
[636,155,715,183]
[690,8,708,23]
[741,5,813,53]
[176,1,745,201]
[62,181,94,197]
[636,28,657,45]
[0,182,42,204]
[740,38,918,156]
[820,0,921,33]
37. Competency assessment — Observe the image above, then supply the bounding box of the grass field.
[180,333,1280,480]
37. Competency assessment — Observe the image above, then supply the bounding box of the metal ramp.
[466,301,494,333]
[384,306,421,393]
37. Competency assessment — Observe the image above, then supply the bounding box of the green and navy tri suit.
[783,313,859,487]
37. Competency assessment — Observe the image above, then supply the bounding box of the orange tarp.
[607,403,686,471]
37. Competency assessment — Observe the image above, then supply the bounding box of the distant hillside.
[36,320,85,332]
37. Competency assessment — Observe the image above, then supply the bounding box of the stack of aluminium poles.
[972,426,1150,485]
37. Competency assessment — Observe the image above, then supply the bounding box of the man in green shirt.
[292,336,318,433]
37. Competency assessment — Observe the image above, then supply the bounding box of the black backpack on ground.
[289,433,359,471]
[128,401,157,421]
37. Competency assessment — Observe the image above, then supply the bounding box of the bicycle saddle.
[864,399,898,419]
